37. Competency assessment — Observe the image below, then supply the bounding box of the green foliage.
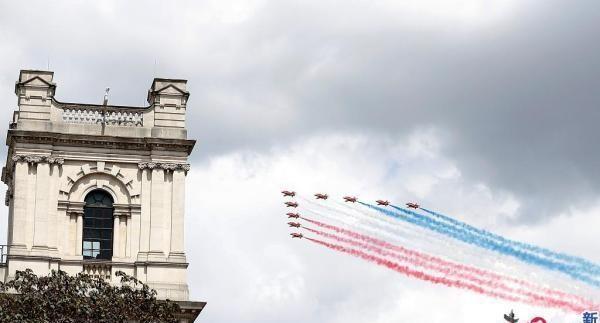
[0,269,180,323]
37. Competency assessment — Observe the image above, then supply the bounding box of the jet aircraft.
[406,202,420,209]
[285,202,298,208]
[343,196,357,203]
[290,233,303,239]
[314,193,328,200]
[287,212,300,219]
[288,222,301,228]
[376,200,390,206]
[281,190,296,197]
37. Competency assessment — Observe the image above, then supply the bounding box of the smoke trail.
[304,236,588,313]
[298,198,596,296]
[300,196,478,265]
[418,207,600,277]
[362,202,600,287]
[303,226,497,285]
[301,221,596,311]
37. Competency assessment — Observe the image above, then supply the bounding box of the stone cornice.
[11,154,64,165]
[7,130,196,155]
[138,162,190,172]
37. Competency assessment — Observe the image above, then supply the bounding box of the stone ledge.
[6,129,196,154]
[175,300,206,322]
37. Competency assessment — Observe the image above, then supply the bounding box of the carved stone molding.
[7,130,196,155]
[138,162,190,173]
[138,162,157,169]
[58,200,85,216]
[11,154,64,165]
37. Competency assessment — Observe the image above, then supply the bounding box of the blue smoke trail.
[359,202,600,287]
[418,207,600,277]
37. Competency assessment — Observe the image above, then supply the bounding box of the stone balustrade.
[83,263,112,280]
[61,106,144,127]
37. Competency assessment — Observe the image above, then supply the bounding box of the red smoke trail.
[305,236,526,299]
[301,218,595,312]
[302,226,592,312]
[301,216,592,301]
[302,226,506,289]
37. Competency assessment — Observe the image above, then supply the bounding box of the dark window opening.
[83,190,114,260]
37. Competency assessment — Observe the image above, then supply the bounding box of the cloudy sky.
[1,0,599,322]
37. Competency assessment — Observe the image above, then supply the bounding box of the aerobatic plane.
[287,212,300,219]
[287,222,301,228]
[281,190,296,197]
[503,310,519,323]
[285,201,298,208]
[406,202,420,209]
[314,193,328,200]
[343,196,358,203]
[376,200,390,206]
[290,233,303,239]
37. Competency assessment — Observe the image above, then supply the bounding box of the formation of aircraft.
[282,190,425,241]
[314,193,328,200]
[287,212,300,219]
[281,190,296,197]
[503,310,518,323]
[376,199,390,206]
[343,196,357,203]
[406,202,419,209]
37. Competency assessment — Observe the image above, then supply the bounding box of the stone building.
[0,70,205,321]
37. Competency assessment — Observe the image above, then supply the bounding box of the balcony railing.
[61,106,144,127]
[83,262,112,280]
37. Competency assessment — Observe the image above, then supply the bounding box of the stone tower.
[0,70,204,321]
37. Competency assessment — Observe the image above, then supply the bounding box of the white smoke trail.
[295,195,600,300]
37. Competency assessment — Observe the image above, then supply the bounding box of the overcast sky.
[0,1,599,322]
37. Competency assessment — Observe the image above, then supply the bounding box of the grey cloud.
[1,0,599,221]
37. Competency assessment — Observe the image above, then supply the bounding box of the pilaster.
[76,213,83,256]
[113,216,120,258]
[149,167,165,260]
[48,163,61,256]
[9,160,28,252]
[31,161,50,255]
[169,169,187,262]
[138,167,151,261]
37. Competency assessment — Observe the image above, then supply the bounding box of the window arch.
[83,190,114,260]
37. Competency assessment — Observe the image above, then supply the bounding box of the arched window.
[83,190,114,260]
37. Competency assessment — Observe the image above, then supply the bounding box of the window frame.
[82,190,114,261]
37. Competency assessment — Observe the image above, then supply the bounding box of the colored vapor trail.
[300,217,596,312]
[281,190,600,312]
[304,236,592,313]
[361,202,600,287]
[418,207,600,277]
